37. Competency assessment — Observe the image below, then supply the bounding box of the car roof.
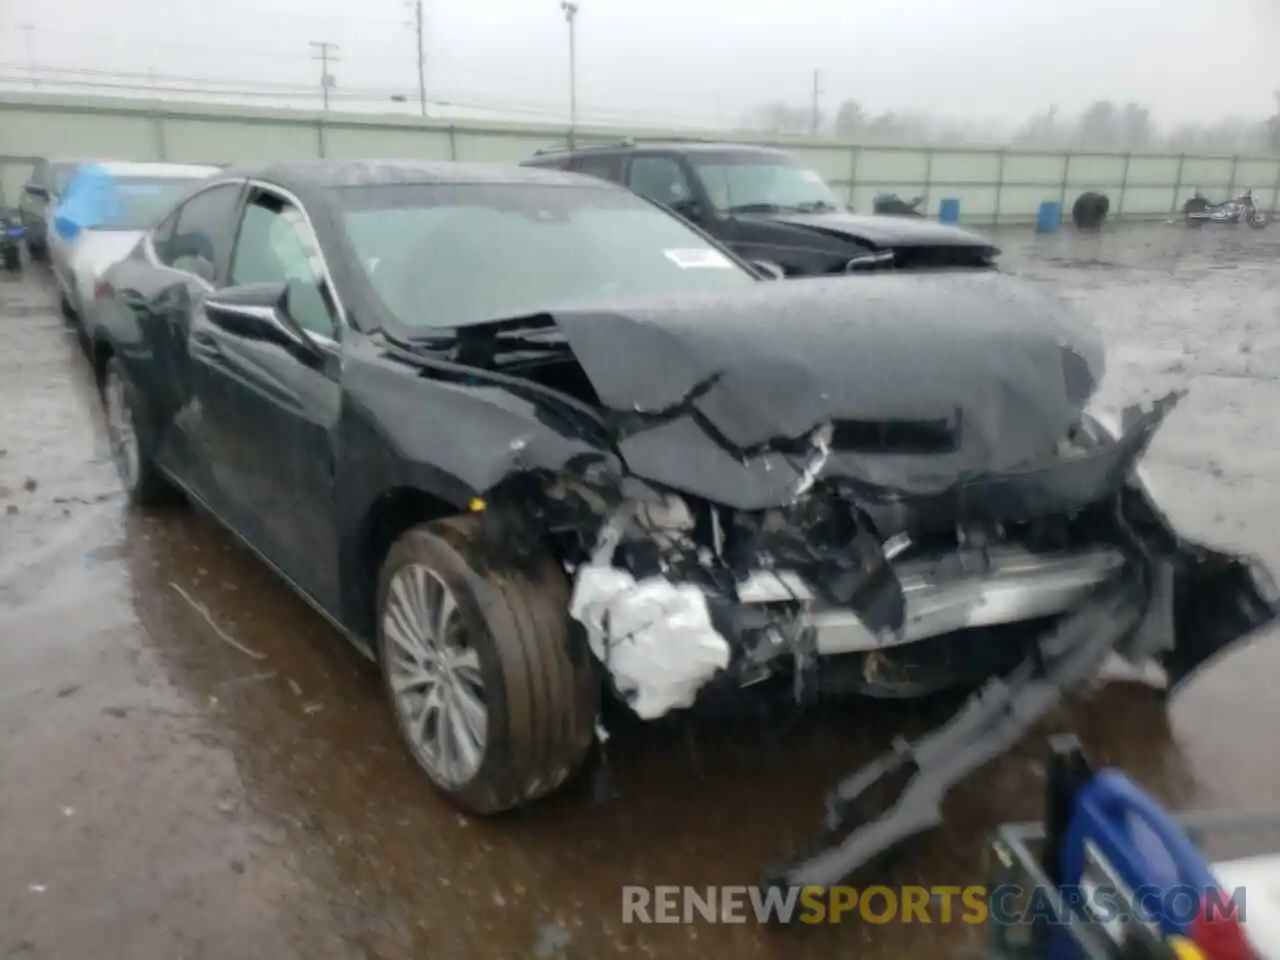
[528,140,793,160]
[88,161,223,179]
[220,159,612,196]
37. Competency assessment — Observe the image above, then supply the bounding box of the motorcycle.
[1183,189,1268,229]
[0,209,25,273]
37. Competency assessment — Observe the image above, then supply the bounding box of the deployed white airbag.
[569,565,731,720]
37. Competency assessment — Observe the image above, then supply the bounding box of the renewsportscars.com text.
[621,884,1246,926]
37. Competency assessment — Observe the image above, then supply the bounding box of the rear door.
[144,181,248,506]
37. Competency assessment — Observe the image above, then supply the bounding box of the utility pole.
[18,24,37,88]
[413,0,428,117]
[560,1,579,134]
[810,69,822,136]
[310,40,339,112]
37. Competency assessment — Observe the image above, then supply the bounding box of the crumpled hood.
[549,272,1107,509]
[763,210,997,251]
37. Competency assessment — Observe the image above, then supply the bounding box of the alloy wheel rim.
[383,564,488,787]
[103,370,140,492]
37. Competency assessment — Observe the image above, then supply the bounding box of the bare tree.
[1078,101,1118,148]
[740,101,811,134]
[1269,90,1280,153]
[834,99,865,138]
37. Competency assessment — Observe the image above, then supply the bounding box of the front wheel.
[377,517,599,814]
[1247,211,1269,229]
[101,357,178,506]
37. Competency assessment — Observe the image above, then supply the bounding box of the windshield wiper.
[725,202,783,214]
[793,200,839,212]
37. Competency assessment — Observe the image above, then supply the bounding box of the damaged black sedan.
[87,161,1277,888]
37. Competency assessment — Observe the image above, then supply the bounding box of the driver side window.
[626,155,694,210]
[230,191,337,340]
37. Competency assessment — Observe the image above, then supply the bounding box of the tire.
[1072,191,1110,230]
[2,246,19,273]
[100,356,178,507]
[1183,196,1210,219]
[377,516,599,814]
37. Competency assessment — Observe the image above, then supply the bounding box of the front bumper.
[736,544,1126,657]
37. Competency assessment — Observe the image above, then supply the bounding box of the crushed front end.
[491,391,1277,892]
[417,275,1278,891]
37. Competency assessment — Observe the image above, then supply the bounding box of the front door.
[189,185,344,609]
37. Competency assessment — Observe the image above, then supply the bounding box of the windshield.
[94,177,204,230]
[337,182,756,330]
[689,152,843,214]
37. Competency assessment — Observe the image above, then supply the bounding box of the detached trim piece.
[764,572,1148,893]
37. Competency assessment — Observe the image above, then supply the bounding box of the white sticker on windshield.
[664,248,734,269]
[799,169,824,183]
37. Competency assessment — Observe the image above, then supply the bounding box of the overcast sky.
[2,0,1277,127]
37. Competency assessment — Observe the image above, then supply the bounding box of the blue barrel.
[1048,770,1225,960]
[938,198,960,224]
[1036,201,1061,234]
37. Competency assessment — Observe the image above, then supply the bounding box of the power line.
[7,25,407,64]
[309,41,339,112]
[0,62,733,129]
[0,60,320,93]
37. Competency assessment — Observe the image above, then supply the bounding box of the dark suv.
[522,140,998,276]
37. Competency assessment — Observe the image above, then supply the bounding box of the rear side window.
[570,153,622,183]
[160,183,242,284]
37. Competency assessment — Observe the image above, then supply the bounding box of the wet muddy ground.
[1,222,1278,960]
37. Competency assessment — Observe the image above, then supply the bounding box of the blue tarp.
[53,165,120,242]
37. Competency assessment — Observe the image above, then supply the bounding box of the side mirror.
[749,259,786,280]
[669,198,703,222]
[204,281,321,354]
[23,183,48,200]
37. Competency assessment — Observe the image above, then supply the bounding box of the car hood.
[545,272,1106,510]
[761,210,997,251]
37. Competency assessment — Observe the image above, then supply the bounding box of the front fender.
[90,291,151,385]
[333,349,618,627]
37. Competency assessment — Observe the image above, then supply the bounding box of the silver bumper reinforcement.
[735,545,1128,655]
